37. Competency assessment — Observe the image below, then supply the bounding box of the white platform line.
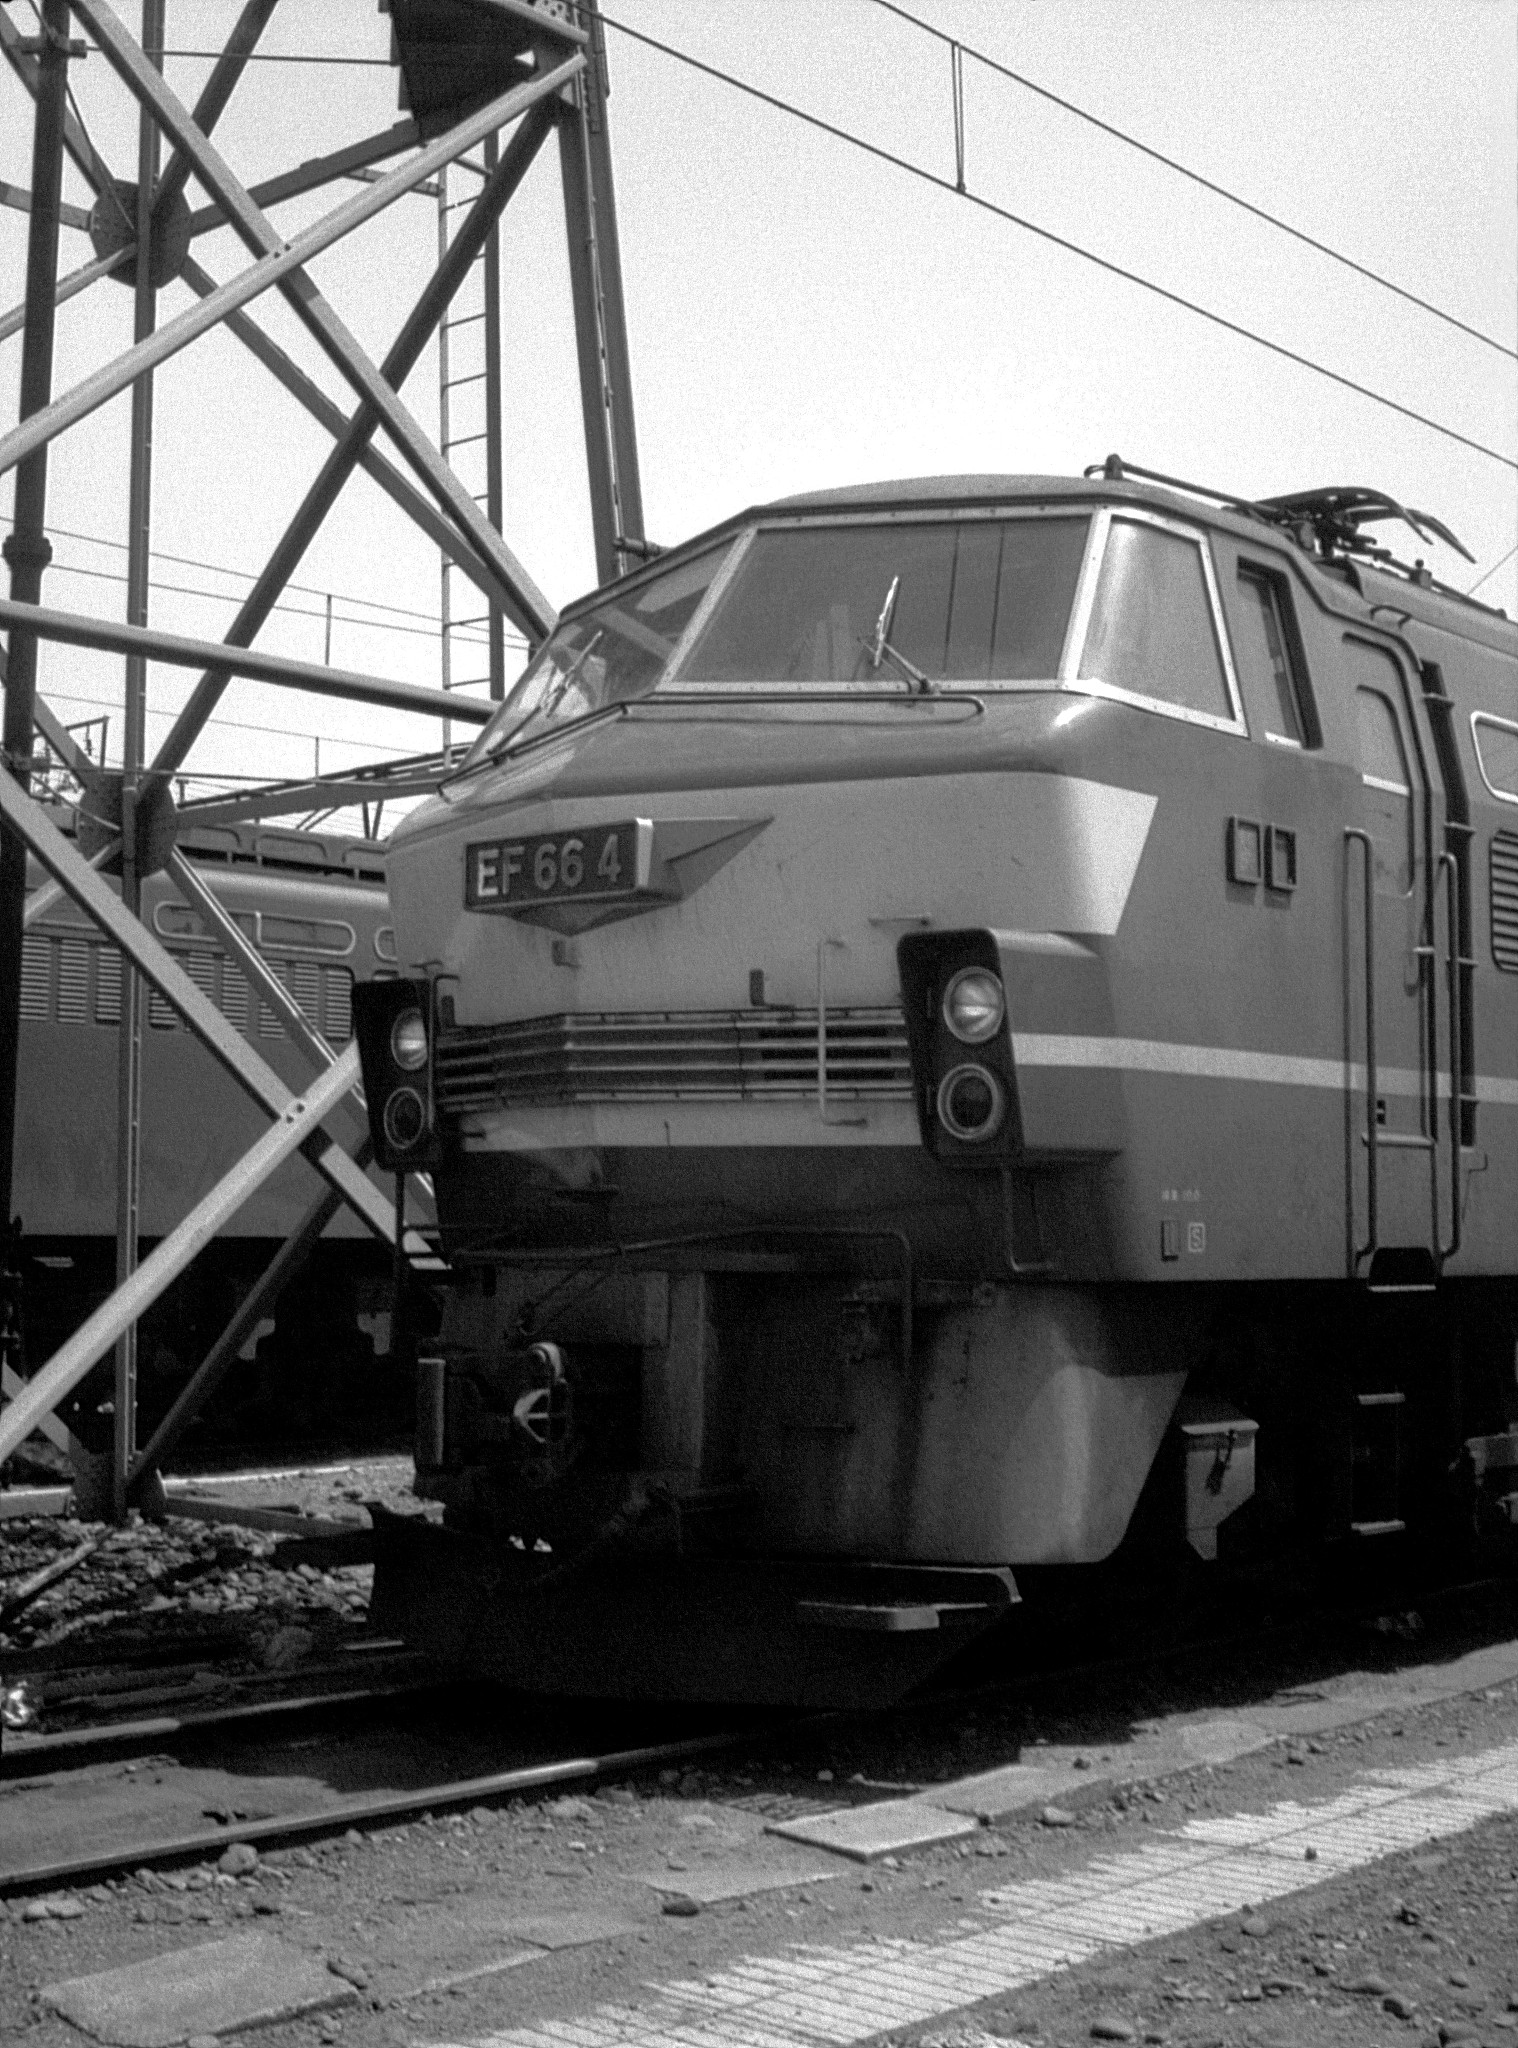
[417,1735,1518,2048]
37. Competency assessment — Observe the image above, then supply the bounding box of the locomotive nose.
[382,732,1155,1231]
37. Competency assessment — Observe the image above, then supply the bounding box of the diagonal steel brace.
[0,769,411,1253]
[73,0,558,640]
[0,11,575,639]
[152,0,279,219]
[0,592,493,725]
[180,256,510,610]
[154,106,555,771]
[0,5,123,202]
[0,1048,360,1468]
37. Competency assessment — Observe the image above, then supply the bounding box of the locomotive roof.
[768,473,1137,512]
[643,471,1511,649]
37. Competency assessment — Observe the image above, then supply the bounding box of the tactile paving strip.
[418,1736,1518,2048]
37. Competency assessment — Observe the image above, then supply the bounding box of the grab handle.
[1435,851,1463,1262]
[1344,829,1378,1269]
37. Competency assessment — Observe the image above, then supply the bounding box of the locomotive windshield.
[679,516,1086,685]
[458,512,1088,772]
[459,544,731,768]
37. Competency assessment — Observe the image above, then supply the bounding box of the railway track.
[0,1721,763,1897]
[5,1553,1512,1901]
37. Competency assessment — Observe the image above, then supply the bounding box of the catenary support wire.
[596,10,1517,475]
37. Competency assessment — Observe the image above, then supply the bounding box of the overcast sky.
[1,0,1514,822]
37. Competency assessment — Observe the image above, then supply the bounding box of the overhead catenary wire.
[1468,541,1518,597]
[596,11,1518,477]
[872,0,1517,364]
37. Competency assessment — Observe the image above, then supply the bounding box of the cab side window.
[1472,714,1518,804]
[1233,565,1313,746]
[1077,518,1236,724]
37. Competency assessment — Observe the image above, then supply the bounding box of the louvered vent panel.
[289,959,321,1025]
[435,1007,914,1113]
[96,947,121,1024]
[259,959,290,1037]
[322,967,353,1042]
[149,985,178,1030]
[1493,831,1518,973]
[20,935,52,1021]
[57,938,90,1024]
[187,952,217,1003]
[221,961,249,1033]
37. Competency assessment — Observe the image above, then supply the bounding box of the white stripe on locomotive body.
[456,1039,1518,1154]
[1011,1035,1518,1106]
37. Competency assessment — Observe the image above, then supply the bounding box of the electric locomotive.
[357,461,1518,1704]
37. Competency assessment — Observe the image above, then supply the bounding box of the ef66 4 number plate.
[465,819,652,910]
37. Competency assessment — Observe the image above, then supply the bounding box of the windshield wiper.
[865,576,931,694]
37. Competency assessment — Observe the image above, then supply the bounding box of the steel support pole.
[0,5,122,200]
[111,0,167,1524]
[151,103,555,774]
[0,0,70,1241]
[580,0,645,557]
[557,90,621,587]
[482,130,506,701]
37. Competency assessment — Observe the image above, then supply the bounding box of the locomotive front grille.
[434,1007,913,1112]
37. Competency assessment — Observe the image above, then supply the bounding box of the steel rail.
[0,1725,756,1895]
[4,1665,446,1773]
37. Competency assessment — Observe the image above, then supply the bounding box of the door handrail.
[1436,849,1463,1262]
[1344,827,1377,1269]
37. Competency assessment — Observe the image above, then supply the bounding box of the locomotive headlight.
[936,1063,1006,1142]
[382,1087,426,1152]
[942,967,1005,1044]
[390,1008,428,1071]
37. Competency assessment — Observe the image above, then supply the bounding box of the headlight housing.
[382,1087,426,1152]
[390,1008,428,1071]
[942,966,1005,1044]
[936,1063,1006,1142]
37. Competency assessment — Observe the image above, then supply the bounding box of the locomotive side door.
[1343,634,1441,1269]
